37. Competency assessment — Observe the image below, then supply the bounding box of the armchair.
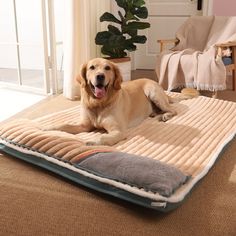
[156,16,236,96]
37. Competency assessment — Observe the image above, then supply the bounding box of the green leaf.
[101,45,115,58]
[125,11,137,21]
[125,21,150,30]
[132,0,145,7]
[124,40,137,52]
[96,0,149,58]
[102,45,127,58]
[100,12,121,24]
[108,25,122,35]
[132,7,148,19]
[127,29,138,37]
[115,0,128,9]
[131,35,147,44]
[95,31,112,45]
[108,34,126,47]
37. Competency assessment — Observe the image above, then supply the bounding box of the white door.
[134,0,206,69]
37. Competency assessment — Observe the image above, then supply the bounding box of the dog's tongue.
[94,86,106,98]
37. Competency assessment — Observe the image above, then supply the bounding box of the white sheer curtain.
[63,0,110,100]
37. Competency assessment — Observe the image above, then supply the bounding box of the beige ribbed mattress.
[1,94,236,211]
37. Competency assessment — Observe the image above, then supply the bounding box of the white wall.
[213,0,236,16]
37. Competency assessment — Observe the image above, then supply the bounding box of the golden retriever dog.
[49,58,188,146]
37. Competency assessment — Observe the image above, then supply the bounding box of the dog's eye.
[104,65,111,71]
[89,65,95,70]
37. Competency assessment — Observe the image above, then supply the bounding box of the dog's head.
[77,58,123,100]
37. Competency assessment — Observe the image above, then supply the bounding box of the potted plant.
[95,0,150,81]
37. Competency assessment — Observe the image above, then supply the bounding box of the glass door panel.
[0,0,64,94]
[54,0,65,92]
[0,45,18,84]
[15,0,43,44]
[0,1,18,85]
[56,43,63,90]
[19,45,44,89]
[0,0,16,42]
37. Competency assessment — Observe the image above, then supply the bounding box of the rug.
[0,94,235,211]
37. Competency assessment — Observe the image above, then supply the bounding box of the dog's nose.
[96,74,105,82]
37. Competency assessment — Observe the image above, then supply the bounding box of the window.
[0,0,64,95]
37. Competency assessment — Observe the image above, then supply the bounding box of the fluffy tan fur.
[48,58,187,146]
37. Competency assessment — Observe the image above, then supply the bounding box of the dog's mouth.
[89,82,109,99]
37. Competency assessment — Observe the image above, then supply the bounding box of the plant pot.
[108,57,131,82]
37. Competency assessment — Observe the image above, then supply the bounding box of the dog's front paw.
[158,112,176,122]
[86,140,99,146]
[86,133,123,146]
[85,135,114,146]
[86,137,103,146]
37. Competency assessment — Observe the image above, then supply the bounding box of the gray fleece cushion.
[78,152,190,197]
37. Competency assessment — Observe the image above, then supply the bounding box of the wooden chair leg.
[233,69,236,91]
[212,91,218,98]
[232,46,236,91]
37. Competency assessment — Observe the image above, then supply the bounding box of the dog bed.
[0,94,236,212]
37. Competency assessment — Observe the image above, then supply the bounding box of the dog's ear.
[76,63,87,88]
[113,63,123,90]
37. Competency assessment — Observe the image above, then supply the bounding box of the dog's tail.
[168,88,199,103]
